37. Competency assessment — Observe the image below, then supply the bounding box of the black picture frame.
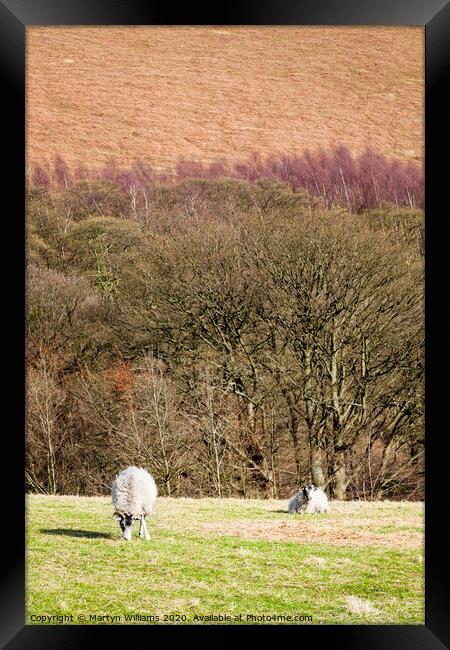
[1,1,449,647]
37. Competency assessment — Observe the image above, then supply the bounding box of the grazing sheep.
[111,466,158,540]
[288,484,329,514]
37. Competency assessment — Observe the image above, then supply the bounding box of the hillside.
[26,26,423,171]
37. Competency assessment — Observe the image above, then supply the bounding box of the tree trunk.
[47,446,57,495]
[288,415,302,484]
[332,460,347,500]
[247,401,256,433]
[213,430,222,498]
[310,444,325,487]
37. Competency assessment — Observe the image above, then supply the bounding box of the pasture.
[26,496,423,625]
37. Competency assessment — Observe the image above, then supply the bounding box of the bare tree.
[26,352,67,494]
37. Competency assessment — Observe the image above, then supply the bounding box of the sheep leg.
[142,515,151,540]
[138,515,144,538]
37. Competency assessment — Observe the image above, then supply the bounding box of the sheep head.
[113,511,135,540]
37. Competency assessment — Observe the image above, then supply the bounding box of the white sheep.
[111,466,158,540]
[288,484,329,514]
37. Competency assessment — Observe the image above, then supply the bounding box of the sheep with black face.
[288,484,329,514]
[112,466,158,540]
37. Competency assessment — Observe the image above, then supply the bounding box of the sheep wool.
[112,466,158,540]
[288,484,329,514]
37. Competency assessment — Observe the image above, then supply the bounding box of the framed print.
[1,0,449,647]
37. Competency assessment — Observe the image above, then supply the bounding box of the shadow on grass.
[271,509,289,514]
[40,528,112,539]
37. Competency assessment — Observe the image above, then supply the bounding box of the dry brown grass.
[345,595,379,616]
[197,518,421,549]
[150,497,423,549]
[26,26,423,171]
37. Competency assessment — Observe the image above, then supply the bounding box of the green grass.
[26,495,424,625]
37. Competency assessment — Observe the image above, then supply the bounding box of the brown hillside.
[26,26,423,171]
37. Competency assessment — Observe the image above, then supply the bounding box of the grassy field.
[26,27,423,170]
[26,495,424,625]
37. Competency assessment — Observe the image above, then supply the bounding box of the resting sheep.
[288,484,329,514]
[112,466,158,540]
